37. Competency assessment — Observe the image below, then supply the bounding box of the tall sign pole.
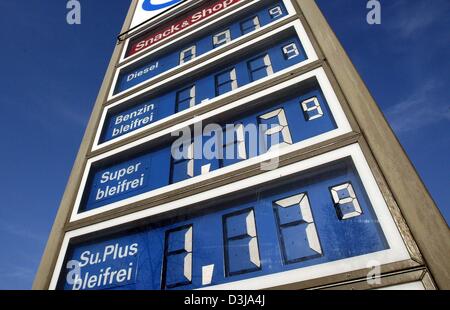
[34,0,449,290]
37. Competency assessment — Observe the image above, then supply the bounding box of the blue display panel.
[101,27,307,143]
[81,80,337,213]
[115,0,288,95]
[57,158,388,290]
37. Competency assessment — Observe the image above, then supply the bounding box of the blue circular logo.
[142,0,182,11]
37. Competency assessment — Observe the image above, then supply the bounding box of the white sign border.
[50,143,411,290]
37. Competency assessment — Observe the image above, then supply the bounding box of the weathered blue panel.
[58,158,388,290]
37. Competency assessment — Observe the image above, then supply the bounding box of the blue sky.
[0,0,448,290]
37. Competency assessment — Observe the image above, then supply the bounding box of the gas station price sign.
[57,156,397,290]
[79,75,341,214]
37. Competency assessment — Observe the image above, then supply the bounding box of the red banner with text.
[127,0,243,57]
